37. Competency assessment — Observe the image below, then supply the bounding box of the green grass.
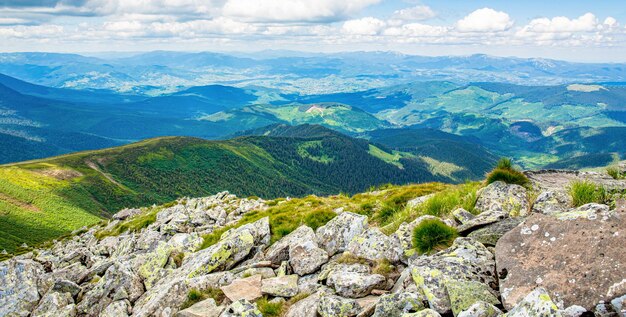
[200,183,446,250]
[180,287,225,310]
[607,167,625,180]
[485,158,530,187]
[568,180,609,207]
[256,296,284,317]
[412,218,458,254]
[94,207,160,239]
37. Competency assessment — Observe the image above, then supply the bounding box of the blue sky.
[1,0,626,62]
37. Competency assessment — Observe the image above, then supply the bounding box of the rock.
[495,210,626,310]
[410,238,497,315]
[76,261,144,316]
[328,270,386,298]
[316,212,368,256]
[474,181,528,217]
[611,295,626,317]
[289,240,329,276]
[447,280,500,316]
[318,295,361,317]
[113,208,142,220]
[298,273,321,294]
[184,218,269,278]
[371,292,426,317]
[347,228,402,263]
[264,226,317,265]
[453,208,476,224]
[504,288,562,317]
[31,291,76,317]
[220,275,262,302]
[457,301,503,317]
[0,260,44,317]
[177,298,224,317]
[285,293,320,317]
[467,218,524,246]
[594,303,619,317]
[220,299,262,317]
[101,300,131,317]
[402,309,442,317]
[456,210,507,234]
[52,279,81,297]
[356,295,379,317]
[237,267,275,279]
[261,275,299,297]
[560,305,587,317]
[553,203,612,221]
[531,191,570,215]
[407,194,435,209]
[392,215,440,252]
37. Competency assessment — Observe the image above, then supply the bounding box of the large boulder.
[474,181,528,217]
[289,241,329,276]
[457,301,502,317]
[531,191,571,215]
[327,270,386,298]
[372,292,426,317]
[184,218,269,278]
[177,298,224,317]
[285,293,320,317]
[318,295,361,317]
[467,218,524,247]
[220,275,262,302]
[316,212,368,256]
[410,238,498,315]
[495,208,626,310]
[347,228,402,263]
[30,291,76,317]
[504,288,562,317]
[261,275,299,297]
[264,226,316,264]
[0,259,44,317]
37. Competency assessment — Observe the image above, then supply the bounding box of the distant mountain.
[2,51,626,94]
[202,103,392,134]
[0,125,494,251]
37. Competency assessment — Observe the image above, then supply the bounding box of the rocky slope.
[1,169,625,317]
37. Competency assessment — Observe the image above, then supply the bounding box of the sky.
[1,0,626,62]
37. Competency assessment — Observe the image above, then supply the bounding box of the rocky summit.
[1,171,626,317]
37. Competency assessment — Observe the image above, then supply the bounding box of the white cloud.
[519,13,597,33]
[456,8,513,32]
[383,23,447,38]
[222,0,381,23]
[391,5,435,21]
[342,17,386,35]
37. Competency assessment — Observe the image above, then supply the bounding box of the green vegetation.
[568,180,609,207]
[95,207,160,239]
[486,158,530,187]
[201,183,446,250]
[412,218,458,255]
[180,287,225,310]
[256,296,284,317]
[607,166,625,180]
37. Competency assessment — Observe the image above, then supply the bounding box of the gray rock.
[101,300,131,317]
[289,240,329,276]
[531,191,570,215]
[264,225,317,265]
[467,217,524,246]
[76,261,144,316]
[316,212,368,256]
[553,203,612,221]
[504,288,562,317]
[457,210,507,234]
[402,309,442,317]
[285,293,320,317]
[0,260,44,317]
[347,228,402,263]
[474,181,528,217]
[113,208,142,220]
[318,295,361,317]
[410,238,498,315]
[220,299,262,317]
[177,298,224,317]
[261,274,299,297]
[30,291,76,317]
[52,279,81,297]
[560,305,587,317]
[328,270,386,298]
[457,301,503,317]
[453,208,476,224]
[372,292,426,317]
[611,294,626,317]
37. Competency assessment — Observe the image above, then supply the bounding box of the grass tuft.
[180,287,225,310]
[568,180,609,207]
[256,296,284,317]
[485,158,529,187]
[412,218,458,255]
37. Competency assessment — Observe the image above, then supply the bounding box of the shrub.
[412,219,458,255]
[485,158,529,187]
[607,167,622,180]
[303,210,336,230]
[256,296,283,317]
[569,180,604,207]
[180,287,225,309]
